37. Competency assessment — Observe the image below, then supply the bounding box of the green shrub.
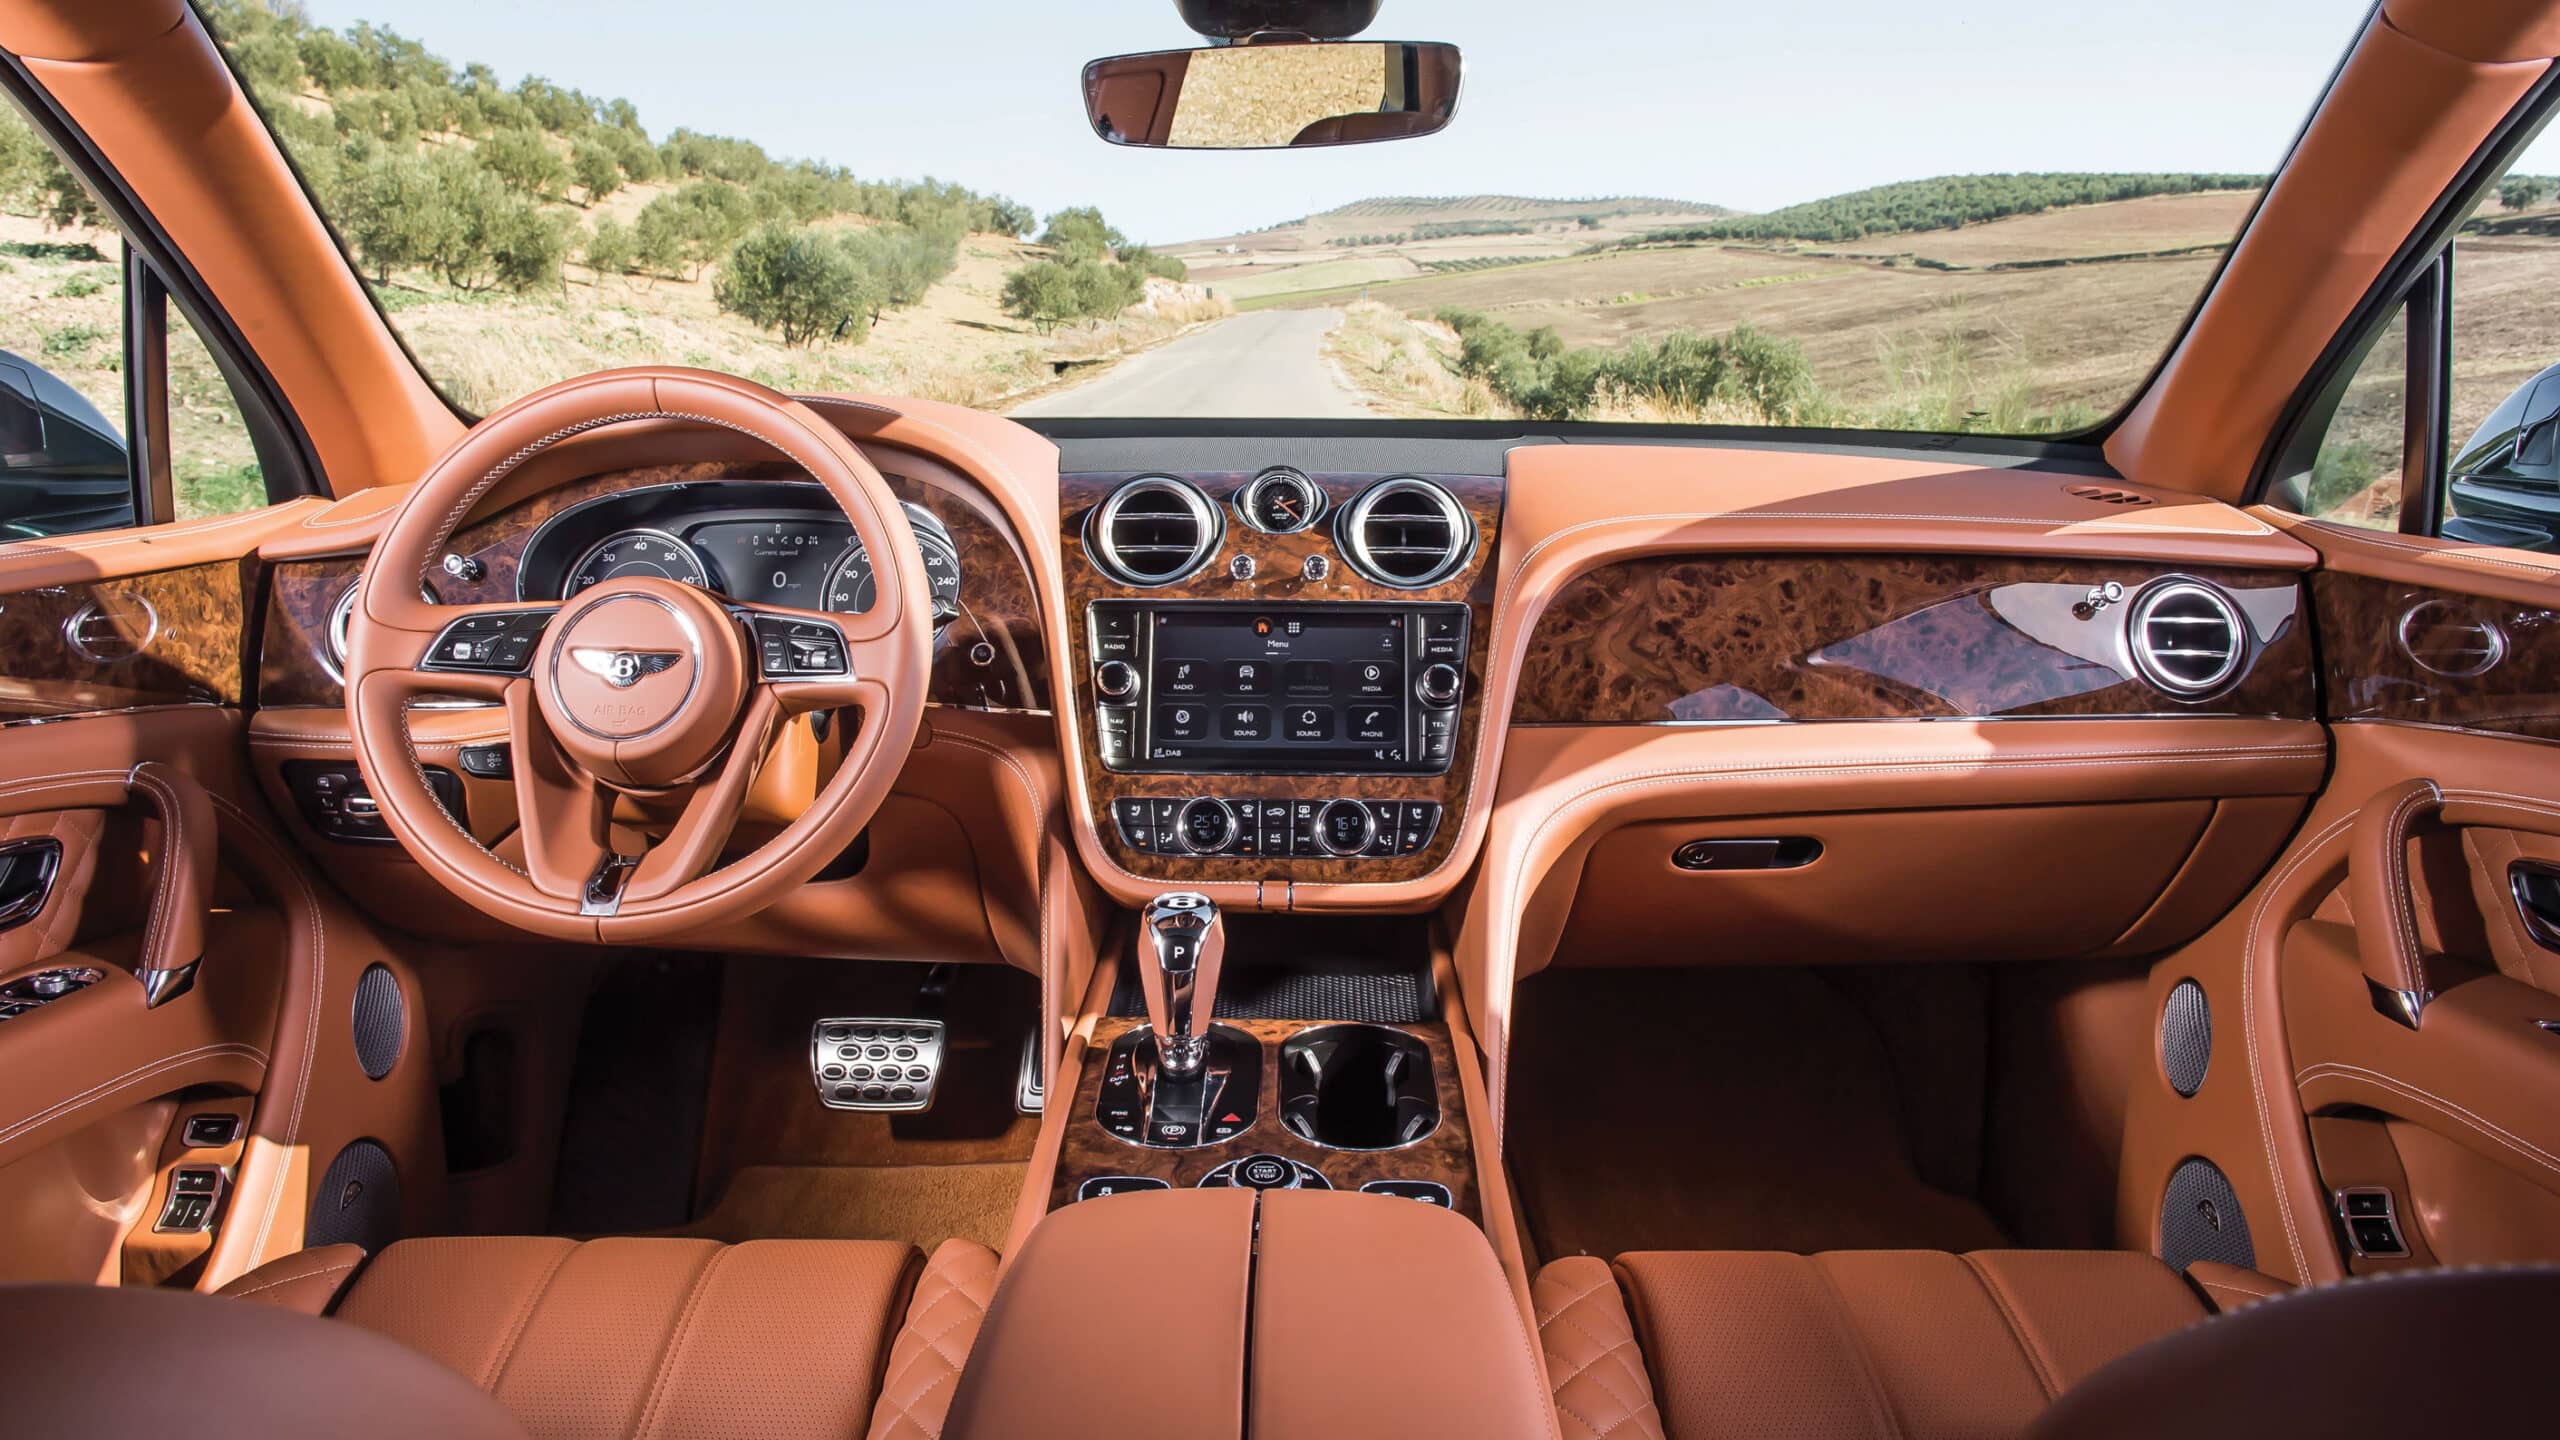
[987,198,1035,238]
[1122,245,1187,282]
[714,222,879,345]
[477,127,567,202]
[1001,256,1144,332]
[338,150,444,281]
[570,138,621,205]
[582,215,635,276]
[634,180,759,279]
[41,322,107,362]
[1433,310,1820,423]
[1038,206,1122,262]
[50,271,105,299]
[604,126,660,183]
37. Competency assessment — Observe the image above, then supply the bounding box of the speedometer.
[823,504,962,622]
[564,528,712,596]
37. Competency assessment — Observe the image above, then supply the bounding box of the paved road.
[1011,308,1370,419]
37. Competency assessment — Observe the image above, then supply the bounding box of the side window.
[2441,157,2560,549]
[0,95,278,539]
[2285,300,2412,530]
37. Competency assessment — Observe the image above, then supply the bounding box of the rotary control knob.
[1095,660,1140,700]
[1314,798,1377,857]
[1415,662,1463,708]
[1177,798,1239,855]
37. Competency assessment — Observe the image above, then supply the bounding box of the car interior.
[1,0,2558,1436]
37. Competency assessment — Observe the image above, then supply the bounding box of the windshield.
[195,0,2371,434]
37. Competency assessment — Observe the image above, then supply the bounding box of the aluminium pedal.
[811,1017,944,1112]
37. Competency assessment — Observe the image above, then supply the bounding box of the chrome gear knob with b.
[1138,891,1224,1074]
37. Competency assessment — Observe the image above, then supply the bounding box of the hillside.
[1170,193,1731,304]
[151,5,1204,418]
[1298,188,2273,432]
[1627,173,2264,247]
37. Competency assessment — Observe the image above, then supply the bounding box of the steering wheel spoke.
[622,688,785,903]
[498,679,615,902]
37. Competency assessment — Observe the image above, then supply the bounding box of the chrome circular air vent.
[2127,579,2246,696]
[1336,477,1473,588]
[1088,476,1221,586]
[2396,598,2506,678]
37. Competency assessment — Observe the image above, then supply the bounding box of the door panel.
[2131,516,2560,1281]
[0,504,446,1290]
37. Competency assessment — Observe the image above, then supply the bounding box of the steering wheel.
[344,369,931,942]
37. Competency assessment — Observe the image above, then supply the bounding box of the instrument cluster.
[517,480,962,623]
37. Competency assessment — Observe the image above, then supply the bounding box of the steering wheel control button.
[1359,1179,1454,1208]
[423,609,554,674]
[1077,1175,1172,1203]
[750,615,850,678]
[812,1017,943,1113]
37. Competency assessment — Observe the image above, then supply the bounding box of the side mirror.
[0,348,133,541]
[1082,40,1461,150]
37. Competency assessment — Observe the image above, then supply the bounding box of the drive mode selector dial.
[1315,798,1377,857]
[1177,798,1239,854]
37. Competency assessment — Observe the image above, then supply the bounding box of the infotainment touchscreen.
[1100,603,1467,774]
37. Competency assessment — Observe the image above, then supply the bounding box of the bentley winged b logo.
[570,648,684,689]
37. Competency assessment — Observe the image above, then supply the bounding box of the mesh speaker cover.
[2160,1156,2254,1272]
[2161,979,2212,1097]
[351,964,405,1080]
[307,1140,401,1253]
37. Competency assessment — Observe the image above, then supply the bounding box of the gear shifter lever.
[1138,892,1224,1075]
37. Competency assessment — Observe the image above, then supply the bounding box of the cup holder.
[1278,1023,1439,1150]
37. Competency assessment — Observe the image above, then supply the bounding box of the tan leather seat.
[1535,1250,2210,1440]
[0,1282,529,1440]
[226,1235,998,1440]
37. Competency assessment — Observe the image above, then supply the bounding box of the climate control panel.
[1111,795,1441,860]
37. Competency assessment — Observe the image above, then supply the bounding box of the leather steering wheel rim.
[343,367,931,943]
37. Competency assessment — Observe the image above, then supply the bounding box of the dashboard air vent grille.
[2128,579,2246,696]
[2066,483,2154,506]
[2396,599,2506,678]
[1338,478,1473,588]
[1091,477,1220,586]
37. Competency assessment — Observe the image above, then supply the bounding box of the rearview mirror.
[1082,40,1461,150]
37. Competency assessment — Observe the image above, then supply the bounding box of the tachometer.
[563,528,713,597]
[823,504,963,623]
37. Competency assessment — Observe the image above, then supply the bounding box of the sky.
[286,0,2404,244]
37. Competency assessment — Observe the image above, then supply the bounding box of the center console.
[1051,896,1482,1219]
[1061,469,1502,895]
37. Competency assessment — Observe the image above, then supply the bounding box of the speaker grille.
[307,1139,401,1253]
[2161,979,2212,1097]
[351,963,405,1080]
[2159,1156,2254,1272]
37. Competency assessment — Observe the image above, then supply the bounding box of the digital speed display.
[689,520,849,609]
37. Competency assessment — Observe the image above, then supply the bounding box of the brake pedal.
[811,1017,944,1112]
